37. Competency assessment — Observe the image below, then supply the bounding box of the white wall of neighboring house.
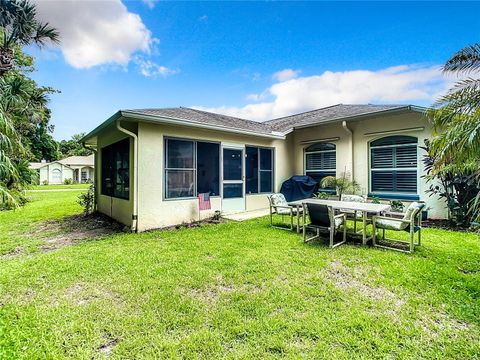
[46,162,73,185]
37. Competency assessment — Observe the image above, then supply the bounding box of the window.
[304,142,336,189]
[370,136,418,194]
[246,146,273,194]
[164,138,220,199]
[52,168,61,183]
[81,170,88,182]
[197,142,220,196]
[101,138,130,199]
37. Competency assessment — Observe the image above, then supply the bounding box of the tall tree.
[58,133,92,158]
[0,0,58,208]
[428,43,480,224]
[0,0,59,75]
[430,44,480,172]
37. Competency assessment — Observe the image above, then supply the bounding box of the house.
[81,104,446,232]
[29,154,95,184]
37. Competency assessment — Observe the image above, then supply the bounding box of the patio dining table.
[288,199,391,245]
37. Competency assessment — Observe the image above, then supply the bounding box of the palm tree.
[0,0,59,76]
[430,43,480,172]
[429,43,480,224]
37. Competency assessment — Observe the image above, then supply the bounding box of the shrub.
[422,139,480,227]
[389,200,404,213]
[64,178,73,185]
[370,196,381,204]
[77,185,95,215]
[313,192,330,199]
[42,180,48,185]
[320,172,361,200]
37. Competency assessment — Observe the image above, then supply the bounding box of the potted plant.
[389,200,405,213]
[320,172,361,200]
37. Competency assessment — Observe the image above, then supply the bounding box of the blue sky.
[30,1,479,140]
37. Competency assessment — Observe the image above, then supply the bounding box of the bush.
[77,185,95,215]
[313,192,330,199]
[422,140,480,227]
[370,196,381,204]
[389,200,405,213]
[42,180,48,185]
[64,178,73,185]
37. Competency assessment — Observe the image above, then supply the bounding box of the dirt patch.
[415,306,471,338]
[62,282,123,306]
[324,260,405,308]
[143,216,226,233]
[97,338,119,357]
[0,246,24,260]
[181,274,262,305]
[422,219,474,232]
[37,213,124,252]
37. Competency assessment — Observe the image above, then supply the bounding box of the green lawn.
[31,183,91,190]
[0,192,479,359]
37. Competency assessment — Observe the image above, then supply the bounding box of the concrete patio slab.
[222,209,270,221]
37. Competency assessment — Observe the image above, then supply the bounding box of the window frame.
[303,142,336,193]
[245,145,275,195]
[369,135,419,196]
[164,136,221,200]
[100,138,130,200]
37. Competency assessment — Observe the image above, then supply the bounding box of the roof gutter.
[342,121,354,180]
[116,119,138,232]
[120,111,286,140]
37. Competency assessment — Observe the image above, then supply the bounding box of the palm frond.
[34,22,60,46]
[434,78,480,114]
[443,43,480,74]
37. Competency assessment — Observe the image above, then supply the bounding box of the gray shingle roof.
[123,107,272,135]
[84,104,424,143]
[263,104,417,132]
[59,154,94,166]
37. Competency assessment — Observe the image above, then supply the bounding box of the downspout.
[342,121,354,180]
[116,119,138,232]
[83,144,98,211]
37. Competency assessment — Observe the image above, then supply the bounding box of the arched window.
[370,135,418,194]
[52,168,62,183]
[304,142,336,187]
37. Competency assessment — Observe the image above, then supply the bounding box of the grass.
[32,184,91,190]
[0,192,479,358]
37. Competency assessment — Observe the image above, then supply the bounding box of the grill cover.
[280,175,318,202]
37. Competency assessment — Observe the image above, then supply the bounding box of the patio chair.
[372,202,425,253]
[267,193,302,230]
[302,203,346,248]
[340,194,368,233]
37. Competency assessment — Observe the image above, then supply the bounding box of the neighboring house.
[82,104,446,232]
[29,154,94,184]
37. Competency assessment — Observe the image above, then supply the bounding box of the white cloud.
[34,0,155,69]
[199,15,208,22]
[142,0,156,9]
[134,56,177,77]
[195,65,448,121]
[272,68,300,81]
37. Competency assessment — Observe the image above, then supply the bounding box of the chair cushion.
[270,193,288,207]
[341,195,366,218]
[334,217,344,229]
[341,194,366,203]
[375,218,409,231]
[403,202,419,221]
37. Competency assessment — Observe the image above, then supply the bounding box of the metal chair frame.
[372,205,424,253]
[302,203,347,248]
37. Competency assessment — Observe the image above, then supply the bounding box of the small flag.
[198,192,211,211]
